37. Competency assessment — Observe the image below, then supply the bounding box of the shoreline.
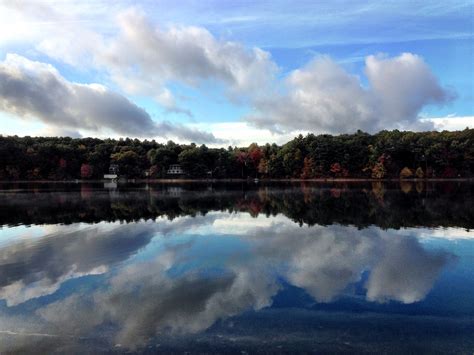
[0,178,472,184]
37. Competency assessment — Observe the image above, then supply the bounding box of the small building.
[167,164,184,175]
[104,164,119,180]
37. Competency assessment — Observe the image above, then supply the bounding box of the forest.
[0,129,472,180]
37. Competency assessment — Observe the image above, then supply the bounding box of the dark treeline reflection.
[0,181,472,228]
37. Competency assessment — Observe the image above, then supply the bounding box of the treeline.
[0,129,472,180]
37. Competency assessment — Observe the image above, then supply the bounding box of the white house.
[167,164,184,175]
[104,164,119,180]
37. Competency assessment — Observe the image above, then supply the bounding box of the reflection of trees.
[0,182,472,229]
[400,180,413,194]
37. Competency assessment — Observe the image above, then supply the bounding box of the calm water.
[0,182,473,353]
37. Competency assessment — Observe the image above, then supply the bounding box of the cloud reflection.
[0,212,456,350]
[0,215,219,306]
[243,223,453,304]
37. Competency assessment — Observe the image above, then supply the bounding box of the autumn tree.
[301,157,315,179]
[235,150,249,178]
[330,162,348,178]
[400,167,414,179]
[258,158,268,177]
[370,154,389,179]
[248,143,263,177]
[80,163,93,179]
[415,167,424,179]
[0,129,472,180]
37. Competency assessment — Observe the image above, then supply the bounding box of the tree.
[235,150,249,178]
[258,158,269,177]
[400,167,414,179]
[148,165,161,178]
[80,163,93,179]
[415,167,424,179]
[248,143,263,177]
[59,158,67,169]
[301,157,315,179]
[148,145,179,176]
[0,129,472,181]
[267,153,284,178]
[178,147,207,177]
[330,163,343,177]
[111,150,142,177]
[370,154,389,179]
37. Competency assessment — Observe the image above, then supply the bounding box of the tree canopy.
[0,129,472,180]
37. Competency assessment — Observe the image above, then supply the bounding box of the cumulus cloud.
[0,3,461,136]
[365,53,455,125]
[422,115,473,131]
[2,3,456,135]
[247,53,454,134]
[22,6,277,112]
[99,8,277,100]
[0,54,220,143]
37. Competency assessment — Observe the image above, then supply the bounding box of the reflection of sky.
[0,212,473,351]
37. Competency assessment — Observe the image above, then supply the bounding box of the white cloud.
[26,6,278,116]
[423,115,473,131]
[0,212,457,350]
[395,227,474,241]
[28,219,453,349]
[0,265,107,307]
[239,222,453,304]
[247,53,454,134]
[365,236,451,303]
[88,7,278,113]
[0,215,222,306]
[6,5,278,123]
[0,54,220,143]
[0,3,464,139]
[365,53,455,125]
[192,121,307,147]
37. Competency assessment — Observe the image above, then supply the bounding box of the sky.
[0,0,472,146]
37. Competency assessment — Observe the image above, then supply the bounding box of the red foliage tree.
[59,158,67,169]
[301,157,315,179]
[248,145,263,167]
[330,162,342,177]
[442,166,456,178]
[80,163,93,179]
[148,165,161,178]
[235,151,248,178]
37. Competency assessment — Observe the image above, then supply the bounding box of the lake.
[0,181,473,353]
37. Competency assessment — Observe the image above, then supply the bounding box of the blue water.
[0,182,472,353]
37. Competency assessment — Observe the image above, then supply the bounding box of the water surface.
[0,182,473,353]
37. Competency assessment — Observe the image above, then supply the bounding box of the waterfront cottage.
[167,164,184,175]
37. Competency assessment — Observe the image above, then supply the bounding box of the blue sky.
[0,0,472,145]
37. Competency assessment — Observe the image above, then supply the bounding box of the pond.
[0,181,473,353]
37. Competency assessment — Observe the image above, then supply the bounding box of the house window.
[167,164,184,174]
